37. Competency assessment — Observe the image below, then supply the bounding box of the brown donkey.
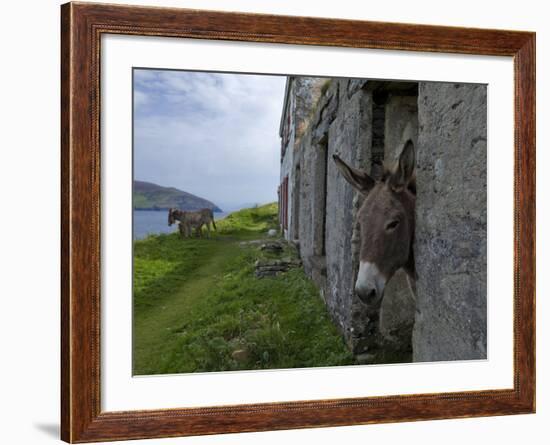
[168,208,217,238]
[333,140,416,309]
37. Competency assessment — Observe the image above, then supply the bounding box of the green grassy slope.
[133,203,354,375]
[133,180,222,211]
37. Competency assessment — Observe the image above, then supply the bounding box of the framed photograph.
[61,2,535,442]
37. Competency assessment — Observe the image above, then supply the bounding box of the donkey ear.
[332,154,375,195]
[389,140,415,191]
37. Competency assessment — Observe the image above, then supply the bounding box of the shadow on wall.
[33,423,59,439]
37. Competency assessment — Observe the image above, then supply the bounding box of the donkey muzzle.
[355,287,379,306]
[355,261,386,306]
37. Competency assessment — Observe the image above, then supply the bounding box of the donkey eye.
[386,220,400,231]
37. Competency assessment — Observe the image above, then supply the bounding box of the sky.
[133,69,287,211]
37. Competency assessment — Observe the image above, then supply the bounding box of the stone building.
[278,76,487,362]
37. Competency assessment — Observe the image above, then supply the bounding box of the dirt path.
[133,238,241,374]
[133,230,354,374]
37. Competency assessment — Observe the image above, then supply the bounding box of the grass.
[133,203,355,375]
[132,193,151,209]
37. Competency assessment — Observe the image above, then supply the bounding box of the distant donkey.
[333,140,416,309]
[168,208,217,238]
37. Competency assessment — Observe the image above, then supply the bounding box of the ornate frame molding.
[61,2,535,442]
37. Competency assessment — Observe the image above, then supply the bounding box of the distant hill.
[133,180,222,212]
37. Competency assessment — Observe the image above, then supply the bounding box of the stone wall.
[413,82,487,361]
[279,77,487,362]
[324,80,372,350]
[287,79,417,356]
[280,77,325,241]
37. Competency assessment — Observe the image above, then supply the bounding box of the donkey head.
[168,208,178,226]
[333,140,416,308]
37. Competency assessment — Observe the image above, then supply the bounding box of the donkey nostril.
[356,286,377,305]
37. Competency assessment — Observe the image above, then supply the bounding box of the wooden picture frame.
[61,2,535,442]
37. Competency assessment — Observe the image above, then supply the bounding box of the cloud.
[133,90,149,107]
[133,69,287,210]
